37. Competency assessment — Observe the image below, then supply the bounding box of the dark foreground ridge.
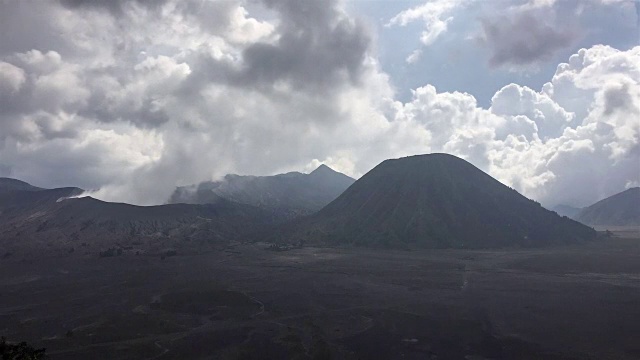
[0,184,274,256]
[274,153,596,248]
[576,187,640,226]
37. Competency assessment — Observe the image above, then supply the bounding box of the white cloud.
[0,0,637,211]
[387,0,467,63]
[491,83,575,139]
[0,0,377,204]
[406,49,423,64]
[0,62,25,95]
[374,45,639,207]
[487,46,640,206]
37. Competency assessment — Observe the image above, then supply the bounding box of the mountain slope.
[0,179,275,255]
[576,187,640,226]
[551,204,582,218]
[0,177,44,193]
[0,195,275,255]
[0,179,84,217]
[168,164,355,220]
[275,154,595,248]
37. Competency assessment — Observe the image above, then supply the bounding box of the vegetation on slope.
[0,337,46,360]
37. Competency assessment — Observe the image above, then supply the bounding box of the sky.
[0,0,638,208]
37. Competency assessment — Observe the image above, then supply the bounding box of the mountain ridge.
[551,204,582,219]
[271,153,595,248]
[168,164,355,221]
[0,156,600,255]
[0,179,274,256]
[576,187,639,226]
[0,177,45,193]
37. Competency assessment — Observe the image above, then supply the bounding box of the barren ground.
[1,231,639,359]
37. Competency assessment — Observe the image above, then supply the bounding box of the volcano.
[276,154,596,248]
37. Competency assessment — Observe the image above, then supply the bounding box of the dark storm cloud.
[0,2,74,57]
[0,164,11,177]
[604,84,636,115]
[240,0,370,91]
[73,66,173,128]
[181,0,371,95]
[4,136,122,189]
[180,0,240,34]
[79,94,171,128]
[59,0,168,15]
[239,22,369,91]
[481,12,575,68]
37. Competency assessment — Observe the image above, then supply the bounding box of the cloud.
[405,49,423,64]
[0,0,379,204]
[480,11,575,68]
[487,45,640,206]
[477,0,638,70]
[380,45,639,207]
[235,0,371,93]
[491,83,575,139]
[58,0,169,15]
[0,61,25,100]
[387,0,467,63]
[0,0,637,211]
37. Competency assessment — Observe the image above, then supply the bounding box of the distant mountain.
[0,177,44,193]
[0,181,84,214]
[576,187,640,226]
[0,179,274,256]
[552,204,582,218]
[273,154,595,248]
[168,164,355,220]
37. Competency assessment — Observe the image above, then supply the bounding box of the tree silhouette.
[0,337,47,359]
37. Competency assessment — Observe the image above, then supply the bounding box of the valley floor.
[1,232,639,359]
